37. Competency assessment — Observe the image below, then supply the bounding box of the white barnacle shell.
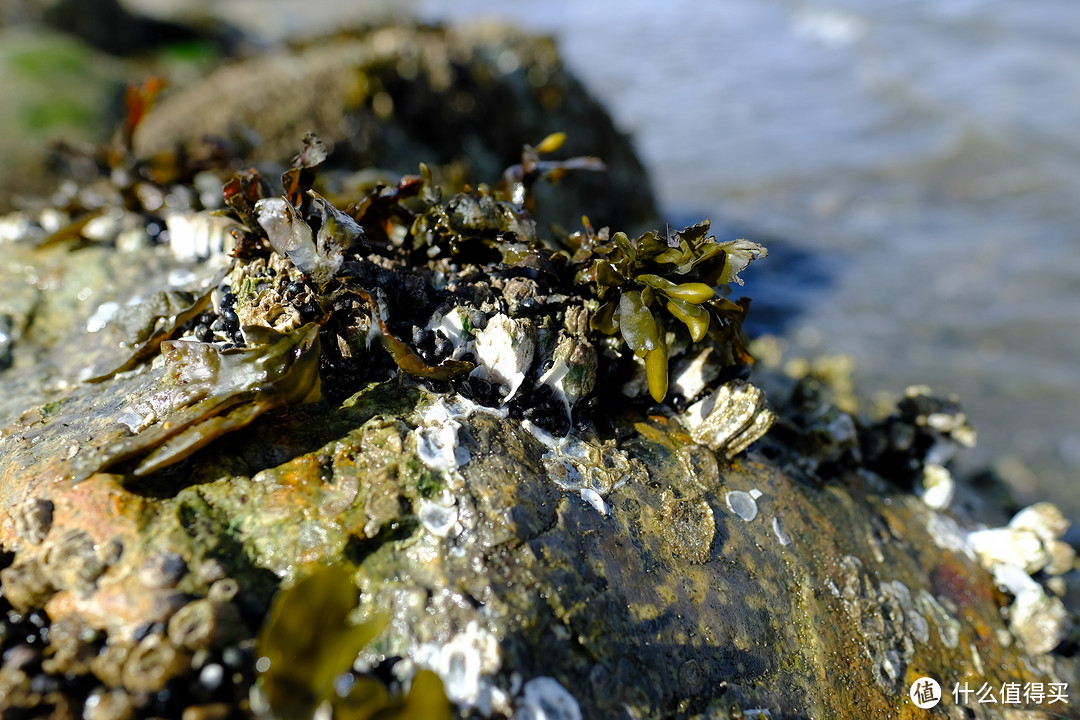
[1009,502,1070,543]
[426,306,471,357]
[918,463,955,510]
[416,620,501,708]
[1010,585,1069,655]
[671,347,718,402]
[471,314,536,402]
[517,676,582,720]
[0,211,35,244]
[772,516,791,546]
[416,398,471,471]
[683,380,774,458]
[967,527,1048,574]
[725,491,758,522]
[578,488,608,516]
[416,492,462,538]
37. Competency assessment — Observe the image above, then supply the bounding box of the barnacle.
[576,221,766,402]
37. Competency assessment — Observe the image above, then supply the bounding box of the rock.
[0,15,1076,720]
[1,369,1077,716]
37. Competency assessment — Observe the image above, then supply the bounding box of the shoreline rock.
[0,17,1076,720]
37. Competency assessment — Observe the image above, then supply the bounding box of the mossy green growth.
[255,563,450,720]
[402,457,445,499]
[22,98,96,131]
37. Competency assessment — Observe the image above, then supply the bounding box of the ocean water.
[407,0,1080,522]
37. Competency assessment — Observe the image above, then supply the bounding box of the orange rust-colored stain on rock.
[0,472,149,549]
[931,558,994,612]
[930,557,1004,649]
[49,473,150,547]
[268,454,326,490]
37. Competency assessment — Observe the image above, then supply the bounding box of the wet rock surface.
[0,14,1078,720]
[2,371,1078,718]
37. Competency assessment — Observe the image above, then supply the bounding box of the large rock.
[0,17,1077,720]
[1,366,1078,717]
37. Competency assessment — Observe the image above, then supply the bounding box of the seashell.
[967,527,1048,574]
[519,677,582,720]
[471,313,536,402]
[726,491,759,522]
[684,380,774,458]
[1009,501,1070,543]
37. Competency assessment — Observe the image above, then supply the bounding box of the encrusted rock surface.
[2,368,1078,718]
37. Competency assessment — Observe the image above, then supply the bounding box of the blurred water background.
[34,0,1080,524]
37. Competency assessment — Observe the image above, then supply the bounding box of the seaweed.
[66,127,766,480]
[500,131,606,214]
[78,322,322,482]
[571,220,766,401]
[85,285,218,382]
[255,563,450,720]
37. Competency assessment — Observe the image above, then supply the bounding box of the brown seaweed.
[78,322,321,481]
[85,285,218,383]
[255,563,449,720]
